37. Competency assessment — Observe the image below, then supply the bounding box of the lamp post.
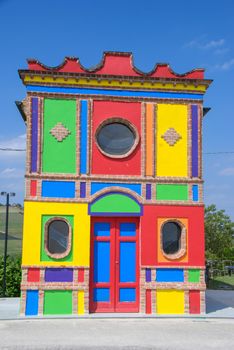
[1,192,15,297]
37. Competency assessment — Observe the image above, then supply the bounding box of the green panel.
[42,98,77,173]
[90,194,141,214]
[156,184,188,200]
[188,269,200,283]
[41,215,73,262]
[44,290,72,315]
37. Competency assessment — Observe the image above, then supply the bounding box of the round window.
[96,120,138,157]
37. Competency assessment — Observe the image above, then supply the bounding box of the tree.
[0,256,21,297]
[205,205,234,261]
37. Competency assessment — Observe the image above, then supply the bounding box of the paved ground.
[0,318,234,349]
[0,291,233,349]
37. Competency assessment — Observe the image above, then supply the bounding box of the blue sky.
[0,0,234,219]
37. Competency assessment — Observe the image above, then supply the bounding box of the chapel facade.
[18,52,211,316]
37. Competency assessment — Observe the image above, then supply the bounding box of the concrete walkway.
[0,292,233,349]
[0,318,234,349]
[0,290,234,319]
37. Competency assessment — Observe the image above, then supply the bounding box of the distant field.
[0,206,23,256]
[208,275,234,290]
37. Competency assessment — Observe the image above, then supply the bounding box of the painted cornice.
[19,51,211,81]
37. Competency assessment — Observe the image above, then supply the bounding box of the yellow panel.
[156,104,188,177]
[24,75,207,92]
[157,290,185,314]
[22,201,90,267]
[78,290,85,315]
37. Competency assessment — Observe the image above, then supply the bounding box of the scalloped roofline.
[25,51,206,80]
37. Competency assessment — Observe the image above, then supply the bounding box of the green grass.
[0,206,23,256]
[208,275,234,290]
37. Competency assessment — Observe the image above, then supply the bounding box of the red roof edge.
[27,52,205,79]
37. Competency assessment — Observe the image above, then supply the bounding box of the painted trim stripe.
[31,97,38,172]
[26,85,203,100]
[192,184,199,201]
[192,105,199,177]
[80,100,88,174]
[24,75,208,93]
[146,104,154,176]
[146,184,152,200]
[90,182,142,195]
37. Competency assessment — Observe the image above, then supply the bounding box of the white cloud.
[219,167,234,176]
[0,133,26,148]
[214,59,234,71]
[205,184,230,190]
[186,38,225,50]
[214,48,230,55]
[0,134,26,158]
[0,168,24,179]
[1,168,16,175]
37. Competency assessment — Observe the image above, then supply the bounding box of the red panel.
[30,180,37,197]
[27,268,40,282]
[151,64,204,79]
[146,290,152,314]
[78,269,85,283]
[189,290,201,314]
[141,205,205,266]
[91,101,141,175]
[95,54,140,76]
[27,54,204,79]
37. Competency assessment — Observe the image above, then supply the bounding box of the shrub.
[0,255,21,297]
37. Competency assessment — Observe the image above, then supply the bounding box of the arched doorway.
[89,192,142,313]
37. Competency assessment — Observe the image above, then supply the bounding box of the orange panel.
[157,218,188,263]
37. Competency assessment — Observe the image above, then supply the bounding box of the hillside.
[0,206,23,256]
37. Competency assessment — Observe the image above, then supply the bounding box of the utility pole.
[1,192,15,297]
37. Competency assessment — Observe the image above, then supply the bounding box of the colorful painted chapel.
[17,52,211,316]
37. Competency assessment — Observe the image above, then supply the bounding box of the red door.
[90,217,139,313]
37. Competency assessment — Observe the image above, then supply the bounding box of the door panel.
[119,242,136,282]
[115,218,138,312]
[94,222,110,237]
[94,241,110,283]
[119,222,136,237]
[90,219,115,312]
[90,217,139,313]
[119,288,136,302]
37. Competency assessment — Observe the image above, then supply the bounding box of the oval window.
[47,220,69,255]
[162,222,181,255]
[96,121,136,156]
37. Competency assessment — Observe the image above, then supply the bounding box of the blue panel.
[91,182,142,195]
[192,185,199,201]
[120,223,136,236]
[41,181,75,198]
[94,241,110,282]
[94,222,110,236]
[80,100,88,174]
[120,242,136,282]
[25,290,39,316]
[156,269,184,282]
[93,288,110,302]
[27,86,203,101]
[119,288,136,302]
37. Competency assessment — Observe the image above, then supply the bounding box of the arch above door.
[88,191,143,216]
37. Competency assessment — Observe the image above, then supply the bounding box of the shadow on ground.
[206,290,234,314]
